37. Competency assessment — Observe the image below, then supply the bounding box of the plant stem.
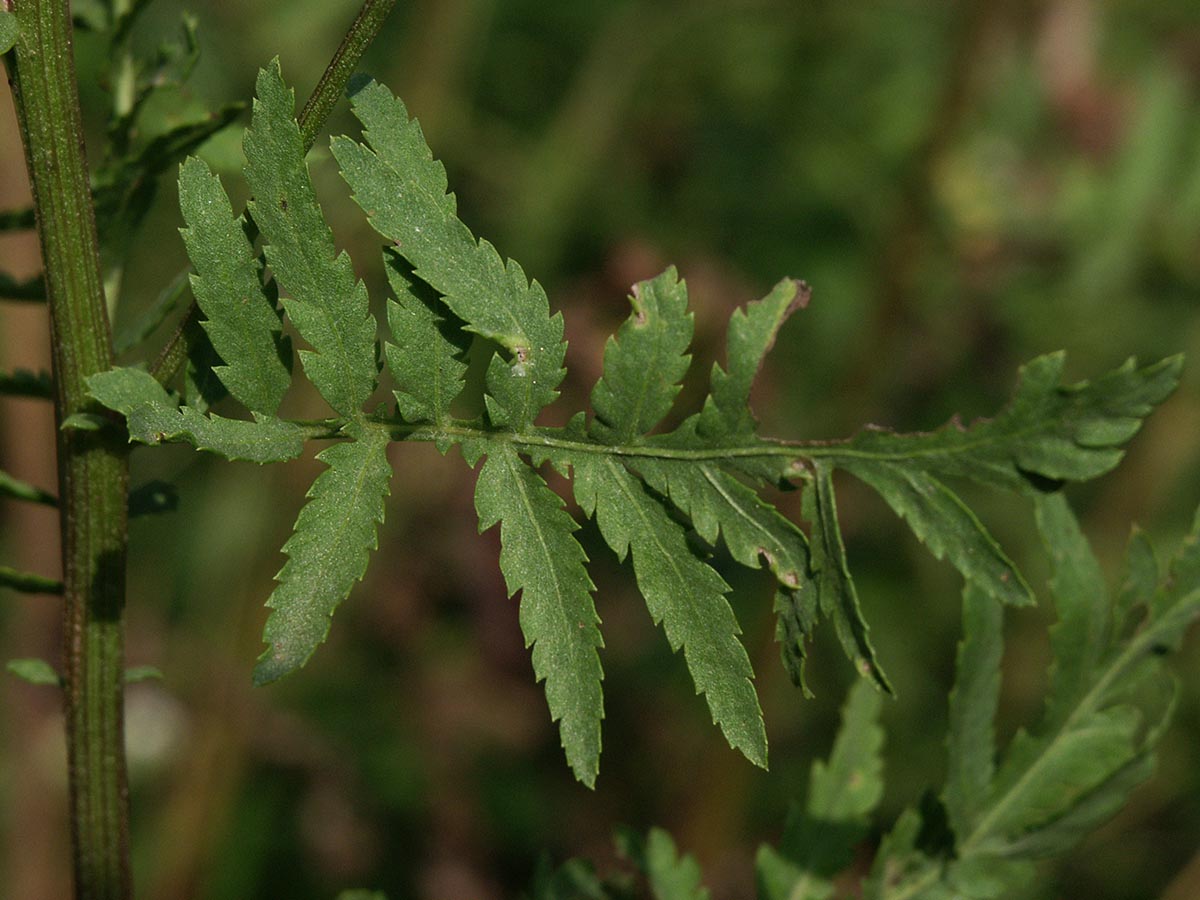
[7,1,131,897]
[149,0,398,386]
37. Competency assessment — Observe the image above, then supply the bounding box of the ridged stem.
[6,1,131,897]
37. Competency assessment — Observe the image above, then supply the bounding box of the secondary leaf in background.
[178,156,291,414]
[0,567,63,595]
[573,454,766,768]
[867,496,1200,898]
[805,462,889,692]
[473,443,604,787]
[383,250,469,425]
[254,425,392,685]
[757,680,884,900]
[6,658,62,687]
[942,583,1003,840]
[0,369,52,399]
[0,469,56,506]
[617,828,710,900]
[333,77,566,429]
[244,61,377,419]
[589,268,692,443]
[88,367,305,464]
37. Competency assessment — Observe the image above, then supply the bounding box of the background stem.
[7,1,131,898]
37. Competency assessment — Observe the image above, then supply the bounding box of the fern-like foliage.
[534,503,1200,895]
[86,63,1183,789]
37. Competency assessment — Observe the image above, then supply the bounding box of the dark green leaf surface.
[699,277,807,440]
[943,584,1003,839]
[828,353,1182,489]
[841,462,1031,607]
[805,462,889,692]
[589,268,692,443]
[245,61,377,418]
[254,425,392,685]
[383,250,469,425]
[474,444,604,787]
[88,367,305,463]
[573,454,766,768]
[0,11,18,55]
[179,156,291,414]
[333,77,566,428]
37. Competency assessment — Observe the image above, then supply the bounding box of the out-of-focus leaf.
[6,658,62,687]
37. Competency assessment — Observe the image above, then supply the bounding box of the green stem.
[149,0,398,386]
[296,0,397,152]
[8,1,131,898]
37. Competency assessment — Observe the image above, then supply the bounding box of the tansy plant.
[1,2,1196,898]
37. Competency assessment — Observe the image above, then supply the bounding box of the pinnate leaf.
[333,77,565,428]
[572,454,766,768]
[699,277,808,441]
[589,268,692,443]
[88,367,305,463]
[830,353,1182,489]
[178,155,291,414]
[473,443,604,787]
[383,250,469,425]
[244,60,377,419]
[254,425,392,685]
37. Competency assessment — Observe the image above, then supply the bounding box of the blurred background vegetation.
[2,0,1200,897]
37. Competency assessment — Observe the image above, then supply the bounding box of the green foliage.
[539,504,1200,896]
[471,441,604,786]
[756,681,884,900]
[254,425,392,685]
[87,367,305,463]
[178,156,291,414]
[615,828,710,900]
[0,11,17,55]
[245,61,377,420]
[84,65,1186,795]
[6,658,62,687]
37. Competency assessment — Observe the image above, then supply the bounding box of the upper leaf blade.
[805,462,890,692]
[828,353,1182,490]
[253,426,392,684]
[178,155,291,414]
[573,455,767,768]
[589,268,693,444]
[244,60,377,419]
[699,277,808,440]
[333,78,565,428]
[474,444,605,787]
[382,250,469,424]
